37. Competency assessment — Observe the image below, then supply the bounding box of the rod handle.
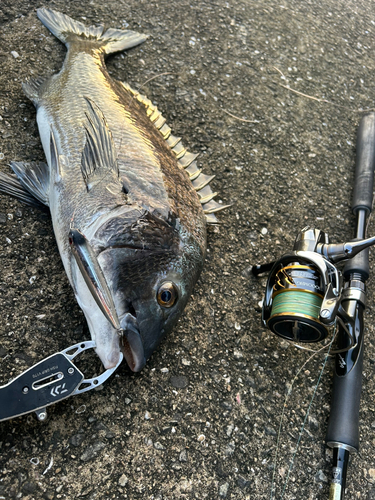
[326,305,364,451]
[352,112,375,214]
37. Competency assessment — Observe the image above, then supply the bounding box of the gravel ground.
[1,1,375,499]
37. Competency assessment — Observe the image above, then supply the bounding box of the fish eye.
[157,282,178,308]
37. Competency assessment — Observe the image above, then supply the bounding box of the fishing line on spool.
[270,326,337,500]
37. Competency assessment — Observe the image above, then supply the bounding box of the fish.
[0,8,228,372]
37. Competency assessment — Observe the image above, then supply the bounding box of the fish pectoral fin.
[81,99,119,191]
[0,171,47,209]
[9,161,50,206]
[69,228,121,331]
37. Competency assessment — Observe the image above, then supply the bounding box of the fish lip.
[119,312,146,372]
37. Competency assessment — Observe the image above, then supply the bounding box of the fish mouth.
[119,312,146,372]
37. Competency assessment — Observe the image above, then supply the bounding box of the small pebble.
[169,375,188,389]
[80,441,106,462]
[153,442,165,450]
[219,482,229,498]
[197,434,205,442]
[11,51,20,58]
[22,482,36,494]
[233,349,243,360]
[69,433,85,447]
[237,476,251,490]
[118,474,128,487]
[315,470,328,483]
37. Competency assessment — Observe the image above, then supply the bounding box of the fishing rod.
[252,112,375,499]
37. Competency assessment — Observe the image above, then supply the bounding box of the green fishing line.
[271,290,322,320]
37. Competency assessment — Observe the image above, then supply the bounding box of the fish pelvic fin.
[37,8,148,55]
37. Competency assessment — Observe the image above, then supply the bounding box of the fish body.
[1,9,225,371]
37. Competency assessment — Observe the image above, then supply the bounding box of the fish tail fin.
[37,8,148,55]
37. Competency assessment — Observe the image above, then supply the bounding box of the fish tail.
[37,8,148,55]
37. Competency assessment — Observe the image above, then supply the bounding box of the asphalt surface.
[1,1,375,499]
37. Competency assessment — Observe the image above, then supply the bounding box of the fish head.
[93,209,206,372]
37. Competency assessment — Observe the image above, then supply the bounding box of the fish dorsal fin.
[81,98,119,190]
[122,83,229,224]
[10,160,50,206]
[22,76,49,105]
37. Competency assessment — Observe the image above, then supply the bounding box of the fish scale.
[0,8,229,372]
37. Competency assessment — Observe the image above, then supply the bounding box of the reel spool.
[268,263,327,343]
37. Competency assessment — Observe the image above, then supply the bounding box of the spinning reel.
[253,226,375,350]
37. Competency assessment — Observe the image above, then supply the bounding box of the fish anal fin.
[81,99,118,190]
[10,161,50,206]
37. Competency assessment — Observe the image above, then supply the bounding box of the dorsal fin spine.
[166,135,180,148]
[179,152,199,168]
[159,124,171,139]
[154,116,167,129]
[122,82,228,222]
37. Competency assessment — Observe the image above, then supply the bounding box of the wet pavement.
[1,0,375,499]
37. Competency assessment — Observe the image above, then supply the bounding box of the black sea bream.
[0,9,227,372]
